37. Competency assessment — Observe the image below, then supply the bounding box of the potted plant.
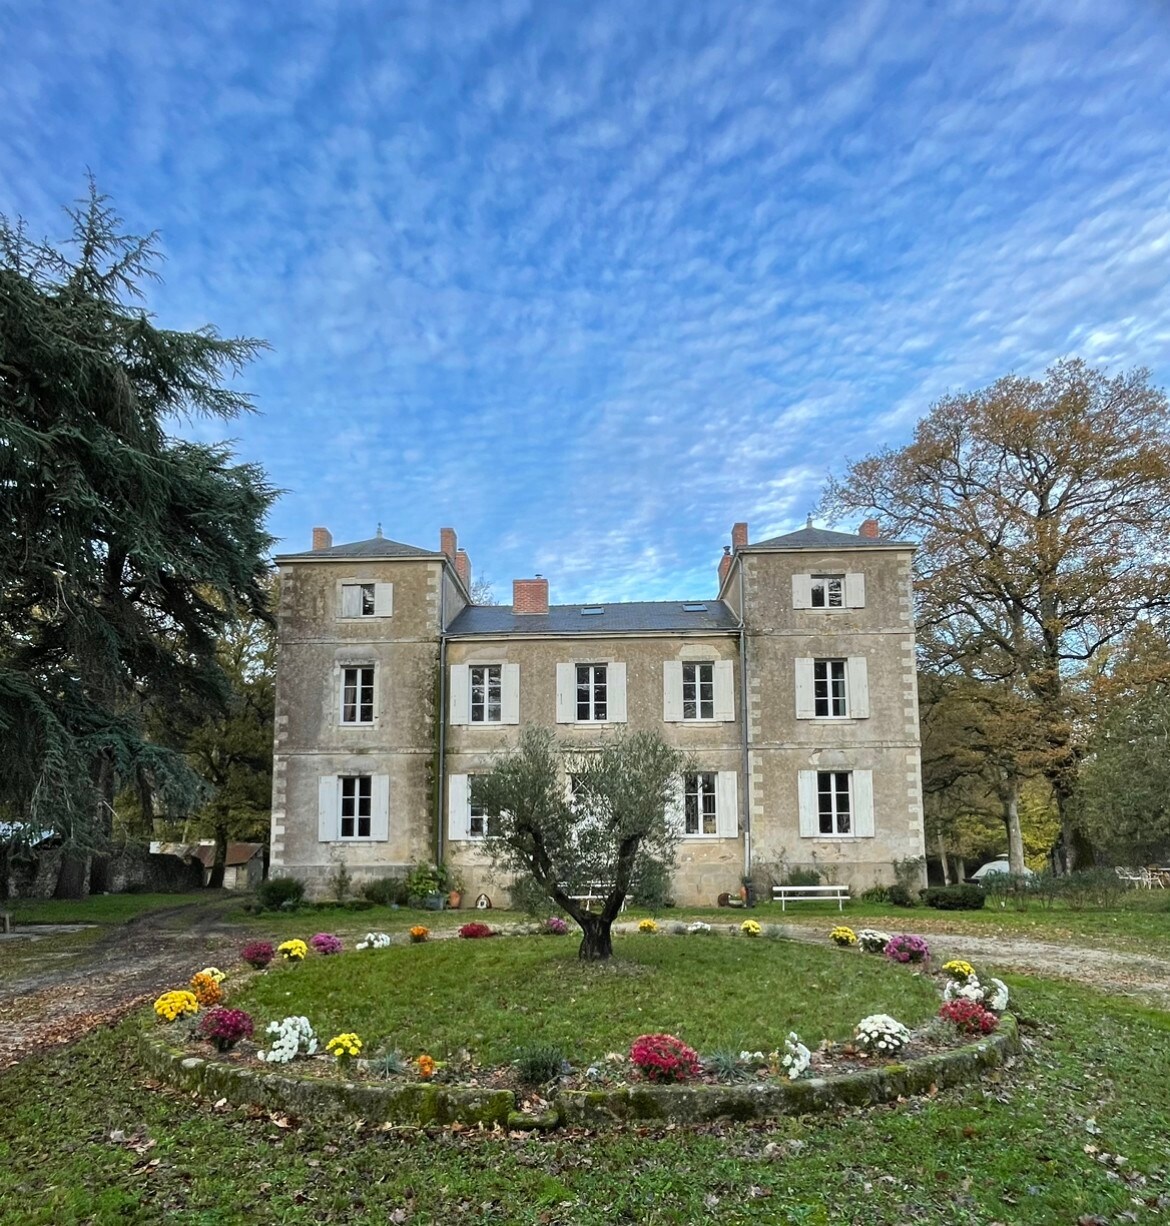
[445,861,465,909]
[405,862,447,909]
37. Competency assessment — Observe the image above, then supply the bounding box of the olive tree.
[478,726,688,960]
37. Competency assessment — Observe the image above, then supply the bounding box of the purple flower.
[545,916,569,935]
[310,932,344,955]
[884,933,931,964]
[240,940,275,969]
[198,1007,254,1052]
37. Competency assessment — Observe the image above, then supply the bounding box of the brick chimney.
[312,526,332,551]
[513,576,549,615]
[455,548,471,591]
[440,527,457,562]
[859,518,880,539]
[732,522,748,550]
[718,545,732,589]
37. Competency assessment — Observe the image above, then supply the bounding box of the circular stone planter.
[138,1014,1019,1130]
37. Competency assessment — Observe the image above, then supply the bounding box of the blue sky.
[3,1,1169,603]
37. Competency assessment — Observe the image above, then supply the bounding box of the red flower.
[458,922,494,939]
[939,998,999,1035]
[629,1033,700,1084]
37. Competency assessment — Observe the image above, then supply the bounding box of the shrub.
[854,1013,911,1055]
[154,990,199,1022]
[631,856,674,910]
[785,867,821,887]
[198,1007,254,1051]
[885,933,930,964]
[361,877,408,907]
[309,932,344,955]
[1061,867,1125,911]
[257,876,305,911]
[857,929,891,954]
[860,884,890,903]
[939,998,999,1035]
[404,862,447,901]
[240,940,275,969]
[458,921,493,939]
[189,971,224,1007]
[886,884,918,907]
[922,885,986,911]
[704,1048,752,1082]
[515,1042,567,1085]
[629,1033,700,1084]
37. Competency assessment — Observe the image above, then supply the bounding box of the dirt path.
[2,906,1167,1072]
[0,899,245,1070]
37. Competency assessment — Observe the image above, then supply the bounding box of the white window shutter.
[501,663,521,724]
[317,775,339,842]
[845,572,866,608]
[449,664,470,724]
[663,661,683,722]
[555,663,575,722]
[792,573,812,609]
[713,660,735,721]
[448,773,469,841]
[798,771,818,837]
[853,770,875,837]
[794,658,815,718]
[848,656,870,718]
[665,776,685,837]
[371,774,390,841]
[374,582,393,616]
[338,582,358,618]
[715,771,738,838]
[608,662,627,723]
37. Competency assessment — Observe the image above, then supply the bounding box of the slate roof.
[275,535,439,562]
[748,525,914,550]
[191,842,265,869]
[447,600,739,637]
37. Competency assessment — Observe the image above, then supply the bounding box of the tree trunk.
[936,832,951,885]
[1004,778,1026,876]
[207,823,228,890]
[53,852,89,899]
[577,912,614,961]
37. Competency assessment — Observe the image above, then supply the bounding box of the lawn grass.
[7,891,212,926]
[232,934,941,1065]
[1,973,1168,1224]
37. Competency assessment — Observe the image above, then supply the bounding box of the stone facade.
[270,522,926,904]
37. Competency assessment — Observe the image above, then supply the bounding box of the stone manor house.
[269,521,926,905]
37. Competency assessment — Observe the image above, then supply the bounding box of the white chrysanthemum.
[356,931,392,951]
[986,978,1010,1012]
[857,929,892,953]
[855,1014,910,1055]
[688,921,712,935]
[780,1031,811,1080]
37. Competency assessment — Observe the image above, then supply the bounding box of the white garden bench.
[560,884,632,912]
[772,883,851,912]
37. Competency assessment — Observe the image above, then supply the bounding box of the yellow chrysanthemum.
[638,918,658,933]
[197,966,227,984]
[278,939,308,962]
[326,1032,363,1060]
[830,926,858,947]
[154,990,199,1022]
[740,919,762,937]
[942,959,976,982]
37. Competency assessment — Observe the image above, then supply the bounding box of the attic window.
[580,607,605,616]
[682,603,708,612]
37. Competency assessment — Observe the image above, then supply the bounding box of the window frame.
[683,770,719,837]
[338,774,373,840]
[816,770,853,837]
[469,664,503,725]
[813,658,849,718]
[682,662,716,721]
[339,664,376,726]
[810,573,845,609]
[575,662,609,723]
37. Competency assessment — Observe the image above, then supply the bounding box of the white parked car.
[969,859,1035,882]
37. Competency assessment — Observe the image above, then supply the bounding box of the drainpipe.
[737,557,751,882]
[436,573,447,868]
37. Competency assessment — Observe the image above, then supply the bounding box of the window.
[817,771,852,835]
[682,663,715,720]
[338,581,392,618]
[576,663,608,722]
[814,660,848,717]
[340,665,375,724]
[339,775,372,838]
[811,574,844,608]
[684,772,718,835]
[470,665,502,724]
[792,572,865,609]
[797,768,873,839]
[467,776,499,838]
[795,657,869,719]
[341,583,375,618]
